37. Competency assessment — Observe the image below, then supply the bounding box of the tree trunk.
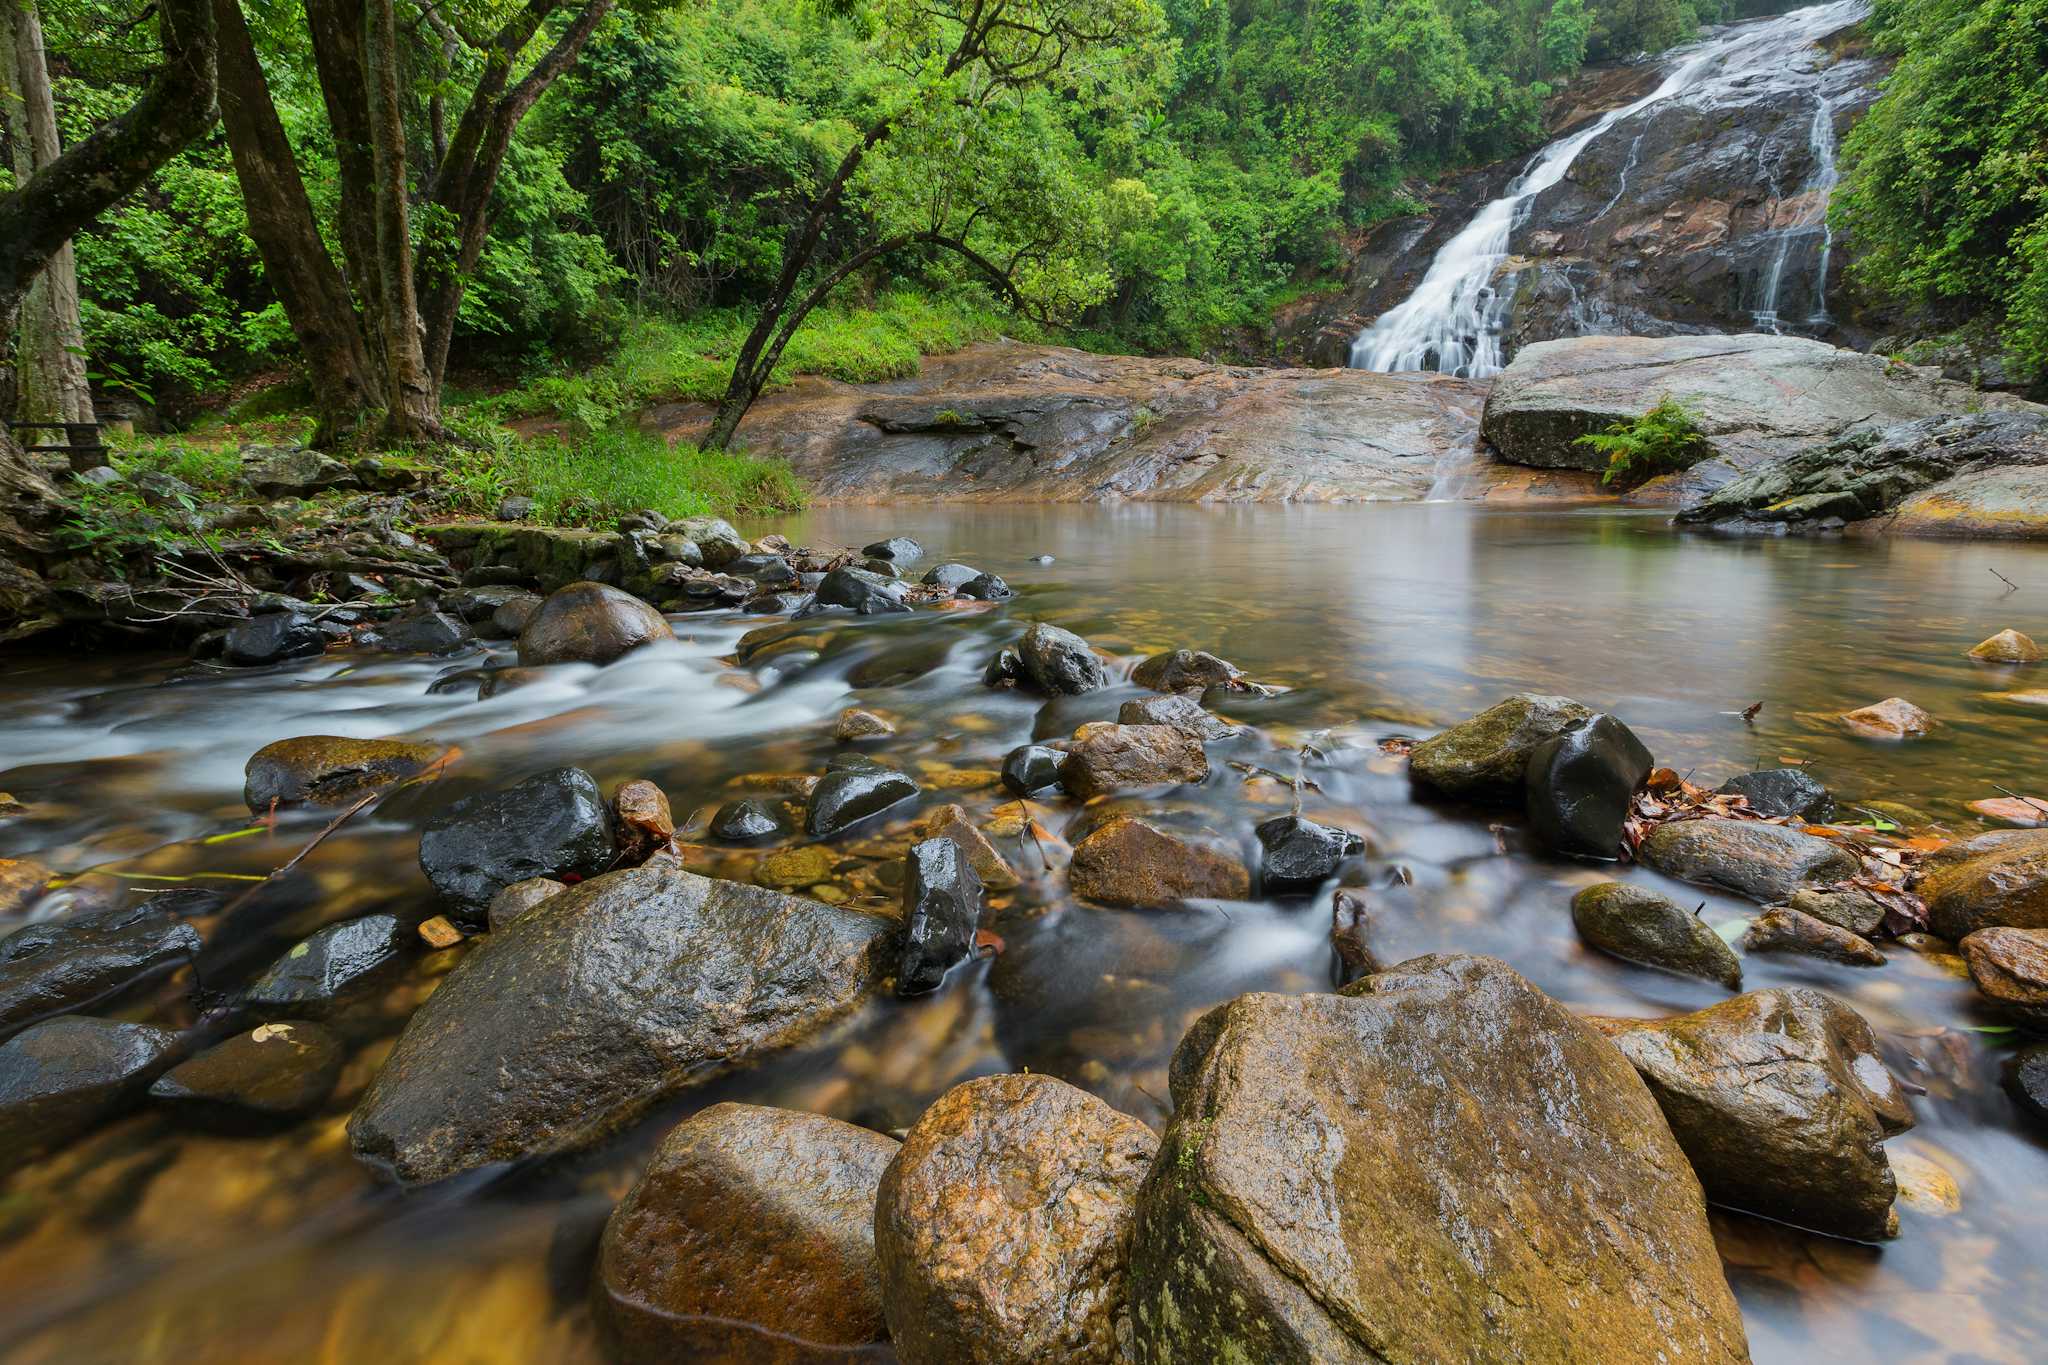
[212,0,377,445]
[360,0,439,439]
[2,0,96,443]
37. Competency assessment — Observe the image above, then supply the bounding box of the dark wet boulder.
[0,894,203,1040]
[365,610,472,654]
[806,766,919,838]
[1595,989,1915,1242]
[418,767,616,920]
[1067,817,1249,909]
[1000,744,1068,797]
[1524,714,1652,857]
[596,1102,897,1365]
[1743,907,1885,967]
[1916,830,2048,938]
[223,611,328,667]
[2005,1045,2048,1125]
[1015,623,1109,695]
[347,864,894,1184]
[862,536,923,563]
[1571,882,1742,989]
[490,593,543,637]
[476,666,551,699]
[915,804,1020,892]
[898,838,984,997]
[241,914,407,1018]
[1118,693,1239,741]
[518,581,673,666]
[1130,956,1747,1363]
[1639,817,1861,902]
[1130,649,1242,695]
[1718,767,1834,821]
[877,1074,1157,1364]
[921,562,982,591]
[1409,692,1592,802]
[1061,723,1209,799]
[0,1016,181,1166]
[959,571,1012,601]
[1255,815,1364,895]
[243,735,445,813]
[1960,926,2048,1028]
[982,645,1023,688]
[148,1020,344,1126]
[811,566,912,615]
[709,797,781,842]
[485,877,566,933]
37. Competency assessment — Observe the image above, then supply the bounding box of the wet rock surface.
[1130,649,1242,694]
[418,767,616,920]
[1782,885,1889,938]
[223,611,330,667]
[517,581,674,665]
[348,864,893,1183]
[148,1021,344,1125]
[240,914,406,1017]
[595,1102,898,1364]
[0,1016,181,1164]
[2007,1045,2048,1124]
[807,766,920,837]
[1409,692,1592,802]
[915,804,1019,891]
[1638,816,1860,902]
[1917,830,2048,937]
[1523,713,1652,857]
[1960,927,2048,1028]
[897,838,983,997]
[484,877,566,933]
[1571,882,1742,988]
[0,894,203,1040]
[1718,767,1834,821]
[1255,815,1363,894]
[1061,723,1209,799]
[709,797,782,842]
[1130,955,1747,1363]
[1840,695,1934,737]
[1596,988,1914,1242]
[812,566,912,615]
[1117,693,1238,740]
[876,1074,1157,1364]
[999,744,1067,797]
[1014,622,1109,695]
[1743,906,1885,966]
[242,735,444,812]
[1067,817,1250,908]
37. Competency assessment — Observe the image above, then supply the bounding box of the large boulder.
[1571,882,1742,989]
[1960,926,2048,1028]
[1060,723,1209,799]
[1483,334,1998,492]
[1916,830,2048,938]
[1596,989,1914,1241]
[241,444,357,498]
[0,1016,181,1166]
[1638,817,1859,902]
[1678,410,2048,535]
[1409,693,1592,802]
[347,864,894,1184]
[1523,713,1652,857]
[1129,955,1747,1363]
[1067,817,1250,909]
[242,735,445,813]
[417,767,617,920]
[595,1103,899,1364]
[517,581,674,665]
[1130,649,1242,694]
[0,893,202,1040]
[1015,623,1109,695]
[876,1074,1157,1364]
[811,566,912,615]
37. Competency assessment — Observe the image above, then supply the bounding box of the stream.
[2,503,2045,1362]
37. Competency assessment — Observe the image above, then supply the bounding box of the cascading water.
[1751,88,1842,330]
[1350,0,1867,379]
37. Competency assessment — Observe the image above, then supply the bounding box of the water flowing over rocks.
[347,864,894,1183]
[147,1021,344,1126]
[1594,988,1915,1241]
[875,1074,1157,1364]
[242,735,445,813]
[595,1103,899,1364]
[0,894,202,1040]
[1129,955,1748,1363]
[0,1016,182,1166]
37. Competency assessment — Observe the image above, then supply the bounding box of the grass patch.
[1575,396,1712,489]
[443,427,806,524]
[461,287,1044,435]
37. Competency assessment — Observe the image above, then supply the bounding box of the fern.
[1574,396,1711,488]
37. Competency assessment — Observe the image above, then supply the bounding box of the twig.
[1990,567,2021,593]
[1990,784,2048,817]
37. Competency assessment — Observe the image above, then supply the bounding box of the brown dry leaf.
[1377,737,1416,757]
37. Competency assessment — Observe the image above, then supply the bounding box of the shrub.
[443,428,806,524]
[1574,396,1712,488]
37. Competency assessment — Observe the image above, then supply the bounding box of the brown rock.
[612,779,675,863]
[835,708,896,741]
[242,735,446,813]
[1067,818,1249,908]
[1129,649,1242,694]
[1916,829,2048,937]
[485,877,566,932]
[1061,723,1208,800]
[0,857,52,917]
[1960,926,2048,1027]
[1841,696,1933,738]
[1782,886,1888,937]
[596,1103,898,1364]
[916,804,1020,891]
[1597,989,1914,1241]
[517,581,674,666]
[1132,956,1748,1363]
[1741,906,1884,965]
[876,1074,1157,1364]
[1967,628,2042,663]
[1637,817,1860,902]
[417,916,464,950]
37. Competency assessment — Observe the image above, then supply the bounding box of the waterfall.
[1751,89,1842,331]
[1351,1,1868,379]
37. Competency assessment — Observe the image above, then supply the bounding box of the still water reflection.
[0,505,2043,1363]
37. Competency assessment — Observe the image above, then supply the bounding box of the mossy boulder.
[1571,882,1742,988]
[242,735,445,813]
[1409,693,1592,802]
[1916,830,2048,938]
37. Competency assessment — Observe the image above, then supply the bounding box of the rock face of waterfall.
[1278,2,1885,371]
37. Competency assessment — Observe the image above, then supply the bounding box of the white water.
[1752,87,1843,330]
[1350,0,1867,379]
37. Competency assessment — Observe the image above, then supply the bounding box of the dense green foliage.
[1834,0,2048,381]
[1575,395,1711,486]
[441,429,806,522]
